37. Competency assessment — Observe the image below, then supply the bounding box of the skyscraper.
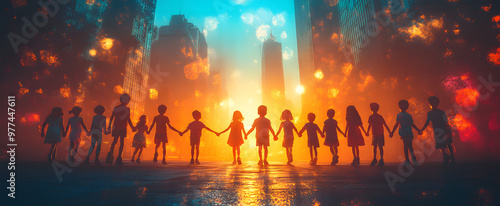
[261,33,285,108]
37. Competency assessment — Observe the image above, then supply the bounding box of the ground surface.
[3,160,500,205]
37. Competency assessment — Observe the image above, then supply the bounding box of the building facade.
[261,34,286,109]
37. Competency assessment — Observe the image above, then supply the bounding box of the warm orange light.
[35,88,43,94]
[89,49,97,57]
[40,50,60,66]
[314,70,324,80]
[149,88,158,100]
[194,90,201,98]
[114,85,124,94]
[60,85,71,98]
[295,85,305,94]
[488,48,500,65]
[184,58,209,80]
[455,87,479,108]
[398,17,443,44]
[100,38,114,50]
[328,88,339,98]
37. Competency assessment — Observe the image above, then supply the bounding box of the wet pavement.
[4,160,500,205]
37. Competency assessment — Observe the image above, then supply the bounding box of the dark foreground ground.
[3,160,500,205]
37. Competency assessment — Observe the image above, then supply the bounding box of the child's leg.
[329,146,334,156]
[232,147,237,161]
[109,136,119,154]
[52,144,58,158]
[137,148,143,159]
[68,141,75,157]
[162,142,167,159]
[403,143,410,160]
[447,143,454,157]
[379,145,384,159]
[263,146,268,160]
[309,147,314,160]
[334,146,338,157]
[314,147,318,158]
[408,141,416,158]
[155,143,160,154]
[95,141,102,159]
[73,141,80,157]
[373,146,377,159]
[237,146,241,158]
[195,145,200,160]
[88,138,96,158]
[289,147,293,156]
[355,146,360,158]
[190,146,195,159]
[117,137,125,158]
[132,148,138,159]
[351,147,356,158]
[258,146,263,160]
[49,144,57,159]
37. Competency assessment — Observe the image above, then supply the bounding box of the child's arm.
[241,123,247,140]
[344,125,348,138]
[268,124,277,141]
[167,122,181,133]
[298,125,306,137]
[180,127,189,136]
[366,123,372,136]
[246,126,256,137]
[219,124,231,136]
[411,123,421,135]
[360,125,367,135]
[60,119,66,138]
[383,121,391,135]
[148,118,156,134]
[293,124,300,136]
[107,112,115,131]
[421,116,431,132]
[390,121,399,138]
[204,126,218,135]
[317,125,325,138]
[336,125,345,137]
[276,122,284,136]
[127,117,136,132]
[81,118,89,134]
[65,119,70,137]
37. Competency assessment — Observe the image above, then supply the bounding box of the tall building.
[261,33,285,108]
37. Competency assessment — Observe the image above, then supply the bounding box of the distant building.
[261,33,285,108]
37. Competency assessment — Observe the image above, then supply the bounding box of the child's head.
[120,93,131,105]
[427,96,440,108]
[69,106,82,116]
[258,105,267,116]
[51,107,63,116]
[398,100,409,112]
[370,103,380,113]
[307,113,316,122]
[137,115,147,126]
[280,110,293,121]
[232,110,244,122]
[94,105,105,115]
[158,105,167,114]
[192,110,201,120]
[346,105,362,125]
[327,109,335,118]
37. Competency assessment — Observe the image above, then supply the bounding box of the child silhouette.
[180,110,218,165]
[41,107,65,163]
[148,105,181,165]
[390,100,421,166]
[131,115,148,163]
[323,109,345,165]
[420,96,455,166]
[366,103,391,167]
[106,93,136,165]
[65,106,89,163]
[276,110,300,165]
[218,111,247,165]
[299,113,324,166]
[85,105,109,165]
[246,105,277,166]
[345,105,367,166]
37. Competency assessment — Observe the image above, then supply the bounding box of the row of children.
[41,93,455,166]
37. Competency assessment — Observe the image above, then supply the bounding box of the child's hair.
[137,115,147,127]
[427,96,440,108]
[158,105,167,114]
[51,107,63,116]
[370,103,380,113]
[398,100,409,111]
[94,105,105,115]
[280,110,293,121]
[120,93,131,104]
[258,105,267,116]
[307,113,316,122]
[69,106,82,115]
[327,109,335,118]
[346,105,362,126]
[192,110,201,119]
[232,110,244,121]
